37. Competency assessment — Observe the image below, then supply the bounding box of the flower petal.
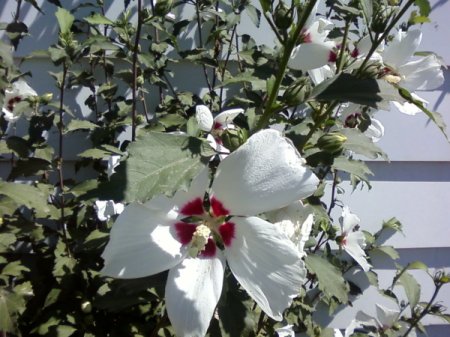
[398,55,444,91]
[172,168,210,216]
[288,41,335,71]
[101,202,185,278]
[340,206,359,234]
[383,30,422,69]
[166,256,225,337]
[375,304,399,328]
[196,105,214,131]
[211,129,319,216]
[214,108,243,128]
[364,118,384,143]
[225,216,306,320]
[344,231,371,272]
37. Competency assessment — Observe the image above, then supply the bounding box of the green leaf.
[65,119,98,133]
[341,128,387,159]
[414,0,431,17]
[398,87,448,141]
[55,7,74,34]
[84,13,114,25]
[6,136,30,158]
[0,233,16,253]
[372,246,399,260]
[97,132,213,202]
[259,0,271,13]
[0,180,50,217]
[305,255,348,303]
[0,288,20,332]
[359,0,373,24]
[8,158,51,180]
[333,157,373,181]
[312,73,401,109]
[245,4,261,28]
[397,271,421,311]
[2,261,30,277]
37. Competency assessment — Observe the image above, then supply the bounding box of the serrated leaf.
[0,180,50,217]
[341,128,387,159]
[2,261,30,277]
[55,7,74,34]
[333,157,373,180]
[245,4,261,28]
[84,13,114,25]
[398,87,448,141]
[65,119,98,133]
[0,233,16,253]
[0,289,20,332]
[8,158,51,180]
[398,271,421,311]
[312,73,401,109]
[373,246,399,260]
[305,255,348,303]
[97,132,213,202]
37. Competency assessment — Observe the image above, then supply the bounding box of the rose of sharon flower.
[101,129,319,337]
[337,206,371,272]
[288,1,335,71]
[381,29,444,115]
[195,104,243,157]
[2,79,38,123]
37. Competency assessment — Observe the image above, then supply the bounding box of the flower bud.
[81,301,92,313]
[274,2,293,30]
[221,128,248,152]
[154,0,174,17]
[135,115,146,125]
[317,132,347,154]
[282,78,311,106]
[40,93,53,104]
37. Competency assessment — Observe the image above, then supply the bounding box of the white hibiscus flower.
[2,79,38,123]
[101,129,319,337]
[337,206,371,272]
[95,200,125,221]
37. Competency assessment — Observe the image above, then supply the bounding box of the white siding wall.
[1,0,449,335]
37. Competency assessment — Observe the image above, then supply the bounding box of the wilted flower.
[337,206,371,272]
[101,129,319,337]
[2,79,38,123]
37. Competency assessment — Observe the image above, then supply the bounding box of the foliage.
[0,0,448,336]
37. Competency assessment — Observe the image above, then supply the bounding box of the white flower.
[338,206,371,272]
[356,304,417,337]
[95,200,125,221]
[2,79,38,123]
[276,324,295,337]
[107,155,121,177]
[381,29,444,115]
[195,104,243,157]
[288,1,336,72]
[101,129,319,337]
[364,118,384,143]
[334,319,360,337]
[267,201,314,258]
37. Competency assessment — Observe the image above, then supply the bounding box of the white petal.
[107,155,121,177]
[276,325,296,337]
[364,118,384,143]
[340,206,360,234]
[344,232,372,272]
[333,329,344,337]
[225,216,306,320]
[95,200,108,221]
[375,304,399,328]
[391,94,427,116]
[308,65,334,85]
[195,105,214,131]
[211,129,319,216]
[12,79,37,97]
[101,202,185,278]
[166,256,225,337]
[398,55,444,91]
[213,108,243,128]
[288,41,335,71]
[172,168,210,213]
[383,30,421,69]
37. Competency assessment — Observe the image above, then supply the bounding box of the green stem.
[255,0,318,131]
[336,19,350,74]
[131,0,143,141]
[401,284,442,337]
[356,0,415,77]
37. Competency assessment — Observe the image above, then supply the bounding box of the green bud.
[282,78,311,106]
[154,0,173,17]
[40,93,53,104]
[274,2,293,30]
[392,322,402,331]
[135,115,146,125]
[317,132,347,155]
[81,301,92,313]
[221,128,248,153]
[136,75,144,87]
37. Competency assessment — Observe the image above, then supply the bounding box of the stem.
[263,11,284,44]
[14,0,22,22]
[356,0,415,77]
[57,63,71,256]
[195,0,213,94]
[131,0,143,141]
[219,25,237,107]
[401,284,442,337]
[256,0,318,131]
[335,19,350,74]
